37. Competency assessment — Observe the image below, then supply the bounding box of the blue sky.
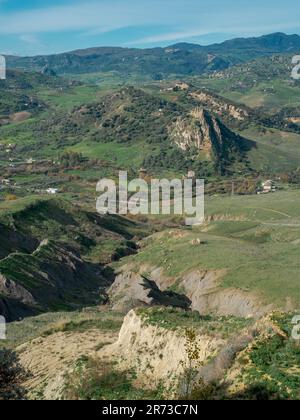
[0,0,300,56]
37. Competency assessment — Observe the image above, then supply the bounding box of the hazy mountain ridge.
[5,33,300,79]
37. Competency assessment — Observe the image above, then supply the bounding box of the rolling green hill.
[191,55,300,113]
[0,83,255,178]
[1,34,300,401]
[115,190,300,312]
[0,197,150,321]
[0,69,76,118]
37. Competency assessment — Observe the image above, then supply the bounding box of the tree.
[179,328,203,398]
[0,349,29,400]
[178,328,217,400]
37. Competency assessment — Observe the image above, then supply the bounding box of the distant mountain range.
[5,33,300,79]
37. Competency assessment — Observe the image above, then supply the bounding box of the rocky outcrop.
[189,287,272,319]
[118,266,271,319]
[180,270,272,318]
[108,271,191,312]
[102,309,224,390]
[100,310,285,395]
[168,110,214,157]
[0,274,36,305]
[168,107,252,173]
[190,91,250,121]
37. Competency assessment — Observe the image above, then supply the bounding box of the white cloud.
[127,29,212,45]
[19,34,39,44]
[0,0,299,50]
[0,0,172,35]
[129,21,300,46]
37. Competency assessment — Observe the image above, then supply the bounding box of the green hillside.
[191,55,300,113]
[0,69,75,117]
[0,82,255,180]
[116,190,300,310]
[1,33,300,401]
[0,197,150,321]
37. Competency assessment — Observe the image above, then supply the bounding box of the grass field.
[192,77,300,112]
[68,140,150,170]
[239,124,300,173]
[1,309,123,350]
[65,71,152,87]
[137,307,253,338]
[118,190,300,308]
[37,85,112,110]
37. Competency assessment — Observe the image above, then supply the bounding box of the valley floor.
[0,190,299,400]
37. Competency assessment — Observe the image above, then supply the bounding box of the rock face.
[168,107,252,173]
[168,110,214,157]
[190,91,250,121]
[180,270,271,318]
[103,309,224,390]
[108,271,191,312]
[65,87,253,175]
[123,266,271,319]
[0,274,36,306]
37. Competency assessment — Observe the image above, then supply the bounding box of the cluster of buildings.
[0,178,12,186]
[46,188,59,195]
[161,82,190,93]
[257,180,277,194]
[0,143,17,154]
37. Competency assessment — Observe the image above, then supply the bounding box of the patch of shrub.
[63,357,161,400]
[0,349,29,400]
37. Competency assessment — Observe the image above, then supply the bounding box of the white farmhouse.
[46,188,59,195]
[258,180,276,194]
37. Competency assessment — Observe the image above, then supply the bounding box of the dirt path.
[249,206,292,218]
